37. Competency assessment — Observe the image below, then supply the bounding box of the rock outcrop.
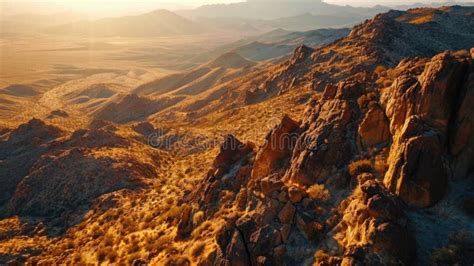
[285,80,364,186]
[382,51,472,207]
[450,57,474,178]
[251,115,300,180]
[328,180,415,265]
[358,104,391,148]
[191,48,474,266]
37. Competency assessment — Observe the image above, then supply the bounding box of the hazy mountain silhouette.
[177,0,388,20]
[47,10,206,37]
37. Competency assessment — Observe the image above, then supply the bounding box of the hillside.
[0,5,473,266]
[227,28,350,61]
[133,52,258,98]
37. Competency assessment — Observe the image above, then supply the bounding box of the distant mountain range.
[197,12,366,33]
[45,10,204,37]
[4,1,474,38]
[177,0,387,20]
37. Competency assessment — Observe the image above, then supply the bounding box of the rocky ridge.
[169,8,474,265]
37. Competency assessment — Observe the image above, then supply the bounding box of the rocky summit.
[0,5,473,266]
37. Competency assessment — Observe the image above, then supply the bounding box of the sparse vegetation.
[374,65,388,74]
[191,242,206,258]
[348,159,374,178]
[307,184,330,201]
[357,92,378,110]
[315,249,330,262]
[374,152,389,176]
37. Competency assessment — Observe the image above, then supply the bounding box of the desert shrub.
[315,249,330,262]
[64,239,75,249]
[144,213,154,223]
[92,227,105,239]
[130,243,140,253]
[374,65,387,74]
[166,197,175,205]
[192,211,205,228]
[107,250,118,263]
[96,247,110,263]
[166,205,183,221]
[348,159,374,178]
[307,184,330,201]
[152,235,173,253]
[191,242,206,258]
[73,253,82,263]
[374,153,389,176]
[103,233,115,246]
[382,78,394,88]
[431,232,474,265]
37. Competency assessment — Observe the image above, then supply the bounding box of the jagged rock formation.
[327,180,415,265]
[357,104,391,148]
[175,8,474,264]
[259,6,474,98]
[382,51,472,207]
[251,115,300,179]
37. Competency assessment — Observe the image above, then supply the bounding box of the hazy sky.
[1,0,471,16]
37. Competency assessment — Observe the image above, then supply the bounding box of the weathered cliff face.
[450,50,474,179]
[382,51,472,207]
[251,115,300,181]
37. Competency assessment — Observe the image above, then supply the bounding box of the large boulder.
[383,52,469,137]
[213,135,254,171]
[225,230,251,266]
[382,52,472,207]
[358,104,391,148]
[332,180,415,265]
[286,96,355,185]
[384,118,448,207]
[251,115,300,179]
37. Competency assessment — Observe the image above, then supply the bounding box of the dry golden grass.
[307,184,331,202]
[348,159,374,178]
[408,14,435,25]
